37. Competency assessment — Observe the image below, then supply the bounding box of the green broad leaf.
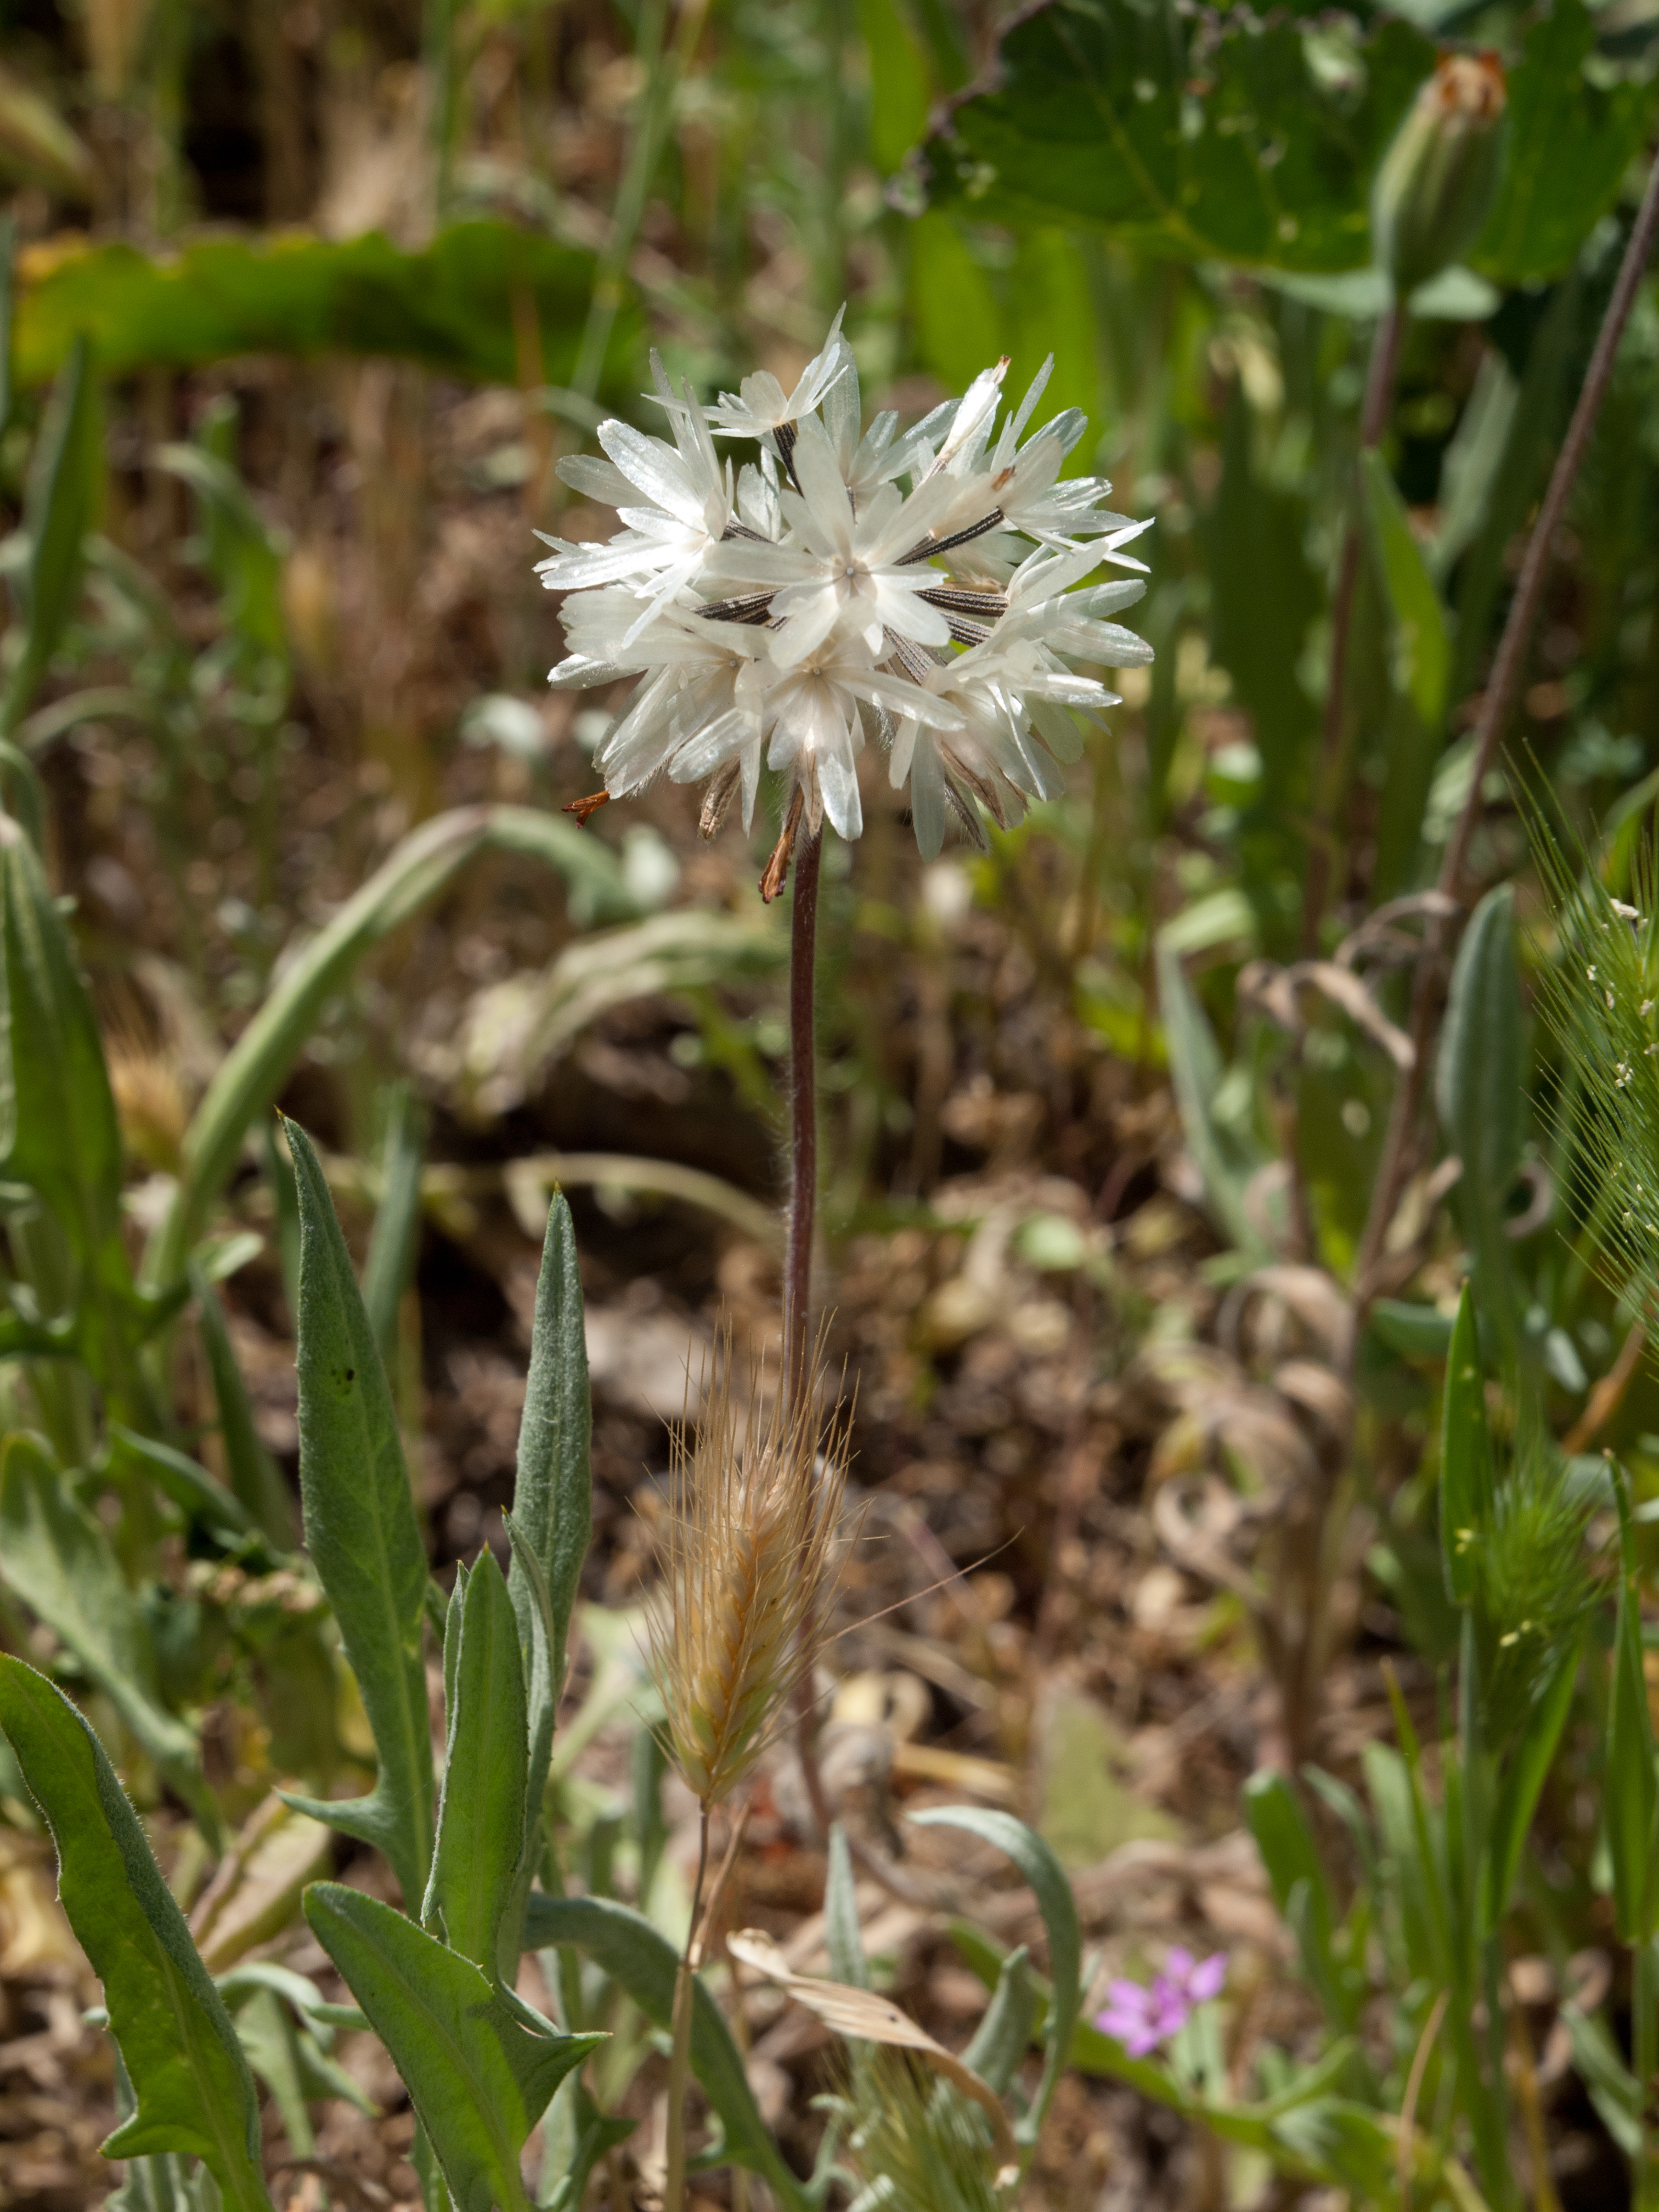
[1439,1283,1494,1607]
[0,1656,272,2210]
[281,1120,435,1908]
[522,1892,810,2210]
[908,1807,1079,2146]
[1435,887,1525,1340]
[424,1546,528,1977]
[859,0,932,172]
[3,332,100,734]
[1472,0,1659,283]
[189,1267,296,1549]
[12,223,640,396]
[305,1882,599,2212]
[1485,1634,1579,1930]
[507,1195,592,1824]
[922,1,1435,270]
[0,1435,206,1807]
[362,1081,427,1373]
[1607,1469,1656,1944]
[961,1943,1036,2098]
[824,1822,868,1989]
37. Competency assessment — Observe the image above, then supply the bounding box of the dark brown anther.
[563,789,612,827]
[759,785,806,904]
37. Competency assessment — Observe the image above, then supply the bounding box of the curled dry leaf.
[726,1926,1020,2176]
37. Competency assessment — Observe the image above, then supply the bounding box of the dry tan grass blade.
[727,1927,1020,2177]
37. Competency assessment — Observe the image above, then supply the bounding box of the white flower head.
[540,316,1153,897]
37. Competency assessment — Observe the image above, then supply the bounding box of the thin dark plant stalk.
[784,829,822,1413]
[1355,145,1659,1299]
[1300,298,1406,955]
[663,1803,711,2212]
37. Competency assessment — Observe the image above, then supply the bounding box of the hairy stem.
[663,1804,711,2212]
[1300,299,1406,955]
[784,828,821,1412]
[1355,146,1659,1299]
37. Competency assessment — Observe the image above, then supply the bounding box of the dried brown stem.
[784,825,821,1411]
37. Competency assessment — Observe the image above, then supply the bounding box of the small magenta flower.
[1095,1947,1227,2057]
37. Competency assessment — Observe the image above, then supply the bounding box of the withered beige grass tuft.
[648,1328,850,1810]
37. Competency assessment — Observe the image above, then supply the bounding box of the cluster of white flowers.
[537,312,1153,890]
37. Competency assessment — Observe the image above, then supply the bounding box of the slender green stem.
[664,1803,711,2212]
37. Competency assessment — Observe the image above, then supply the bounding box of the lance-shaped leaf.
[1439,1283,1494,1607]
[424,1545,528,1976]
[523,1892,809,2209]
[909,1807,1079,2149]
[0,1435,207,1816]
[304,1883,599,2212]
[362,1081,426,1372]
[1486,1633,1579,1932]
[280,1120,434,1906]
[0,1656,272,2211]
[3,332,100,733]
[507,1195,592,1822]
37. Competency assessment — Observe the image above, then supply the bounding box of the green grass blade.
[424,1547,528,1977]
[1485,1635,1579,1933]
[507,1194,592,1823]
[824,1822,868,1989]
[522,1892,809,2209]
[305,1883,599,2212]
[281,1119,434,1906]
[908,1807,1079,2149]
[362,1081,427,1372]
[144,806,633,1290]
[1608,1468,1656,1944]
[1440,1282,1493,1607]
[189,1266,296,1548]
[0,1655,271,2209]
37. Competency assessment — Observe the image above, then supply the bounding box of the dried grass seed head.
[648,1336,850,1808]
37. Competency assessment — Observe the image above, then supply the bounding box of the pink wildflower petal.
[1188,1953,1228,2003]
[1164,1947,1195,1984]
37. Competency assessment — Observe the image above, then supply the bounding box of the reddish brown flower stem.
[783,826,821,1414]
[1355,143,1659,1303]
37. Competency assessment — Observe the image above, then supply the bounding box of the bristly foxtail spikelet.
[1531,807,1659,1321]
[648,1326,850,1809]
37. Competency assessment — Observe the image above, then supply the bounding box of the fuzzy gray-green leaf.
[424,1545,528,1976]
[282,1118,434,1906]
[305,1882,598,2212]
[0,1656,270,2211]
[508,1194,592,1822]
